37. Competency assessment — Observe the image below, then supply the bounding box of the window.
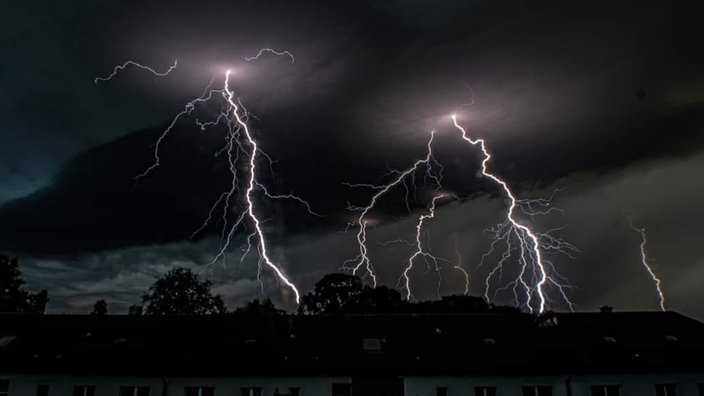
[0,380,8,396]
[72,385,96,396]
[436,387,448,396]
[184,387,214,396]
[289,388,300,396]
[698,384,704,396]
[591,385,620,396]
[362,338,382,352]
[332,383,352,396]
[475,387,497,396]
[37,385,50,396]
[655,384,677,396]
[119,386,150,396]
[240,388,262,396]
[522,386,552,396]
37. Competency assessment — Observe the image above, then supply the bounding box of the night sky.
[2,0,704,317]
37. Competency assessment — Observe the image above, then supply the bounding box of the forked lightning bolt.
[628,217,666,311]
[98,52,312,304]
[399,193,450,300]
[343,131,442,287]
[451,114,576,313]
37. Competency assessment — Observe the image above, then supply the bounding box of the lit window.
[72,385,96,396]
[0,380,8,396]
[436,386,448,396]
[591,385,620,396]
[522,385,552,396]
[184,387,215,396]
[119,386,150,396]
[475,386,497,396]
[362,338,382,352]
[240,388,262,396]
[332,383,352,396]
[655,384,677,396]
[36,384,50,396]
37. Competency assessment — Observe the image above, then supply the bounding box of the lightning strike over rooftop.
[629,217,666,311]
[451,114,576,314]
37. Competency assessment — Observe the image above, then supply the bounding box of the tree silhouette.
[235,298,284,315]
[0,255,48,313]
[297,273,523,315]
[142,267,226,315]
[344,285,406,314]
[298,273,364,314]
[91,299,108,315]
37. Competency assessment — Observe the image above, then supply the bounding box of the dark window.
[0,380,8,396]
[240,388,262,396]
[332,383,352,396]
[72,385,95,396]
[591,385,620,396]
[475,387,497,396]
[119,386,150,396]
[436,387,448,396]
[37,385,50,396]
[698,384,704,396]
[655,384,677,396]
[289,387,300,396]
[522,386,552,396]
[184,387,214,396]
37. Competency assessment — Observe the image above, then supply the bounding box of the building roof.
[0,311,702,376]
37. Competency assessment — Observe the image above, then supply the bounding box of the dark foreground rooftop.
[0,311,703,376]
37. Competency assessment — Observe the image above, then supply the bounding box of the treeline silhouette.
[0,255,520,315]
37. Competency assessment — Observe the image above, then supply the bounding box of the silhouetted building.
[127,305,142,316]
[0,311,703,395]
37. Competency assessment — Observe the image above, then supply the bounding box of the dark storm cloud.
[2,1,704,316]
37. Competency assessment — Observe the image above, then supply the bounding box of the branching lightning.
[94,59,178,85]
[451,115,576,313]
[399,193,449,300]
[98,51,313,304]
[96,56,580,312]
[628,217,666,311]
[343,131,443,287]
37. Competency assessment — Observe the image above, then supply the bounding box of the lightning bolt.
[628,217,666,311]
[98,51,311,304]
[451,114,576,314]
[343,131,442,287]
[94,59,178,85]
[453,234,470,296]
[399,193,450,300]
[245,48,295,64]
